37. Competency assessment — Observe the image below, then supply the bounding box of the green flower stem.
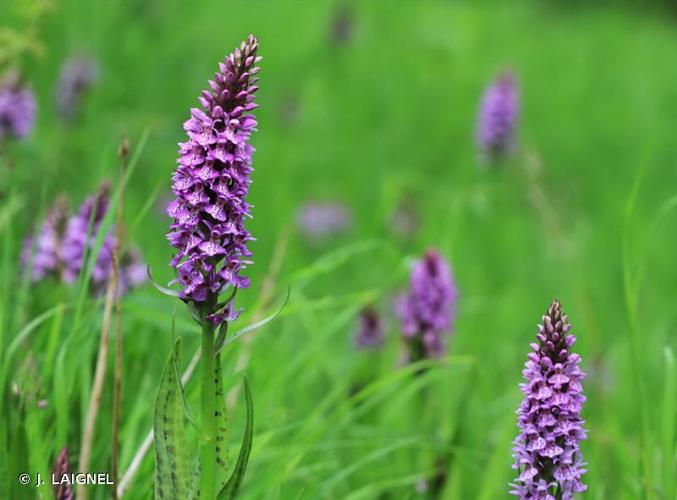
[200,316,217,499]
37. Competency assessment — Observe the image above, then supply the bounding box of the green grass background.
[1,0,676,498]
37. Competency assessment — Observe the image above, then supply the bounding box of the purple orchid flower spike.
[22,196,69,282]
[476,71,520,160]
[162,36,262,500]
[61,183,116,288]
[52,447,74,500]
[0,71,36,141]
[511,300,588,499]
[395,249,458,361]
[166,35,261,326]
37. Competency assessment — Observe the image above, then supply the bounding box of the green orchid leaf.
[217,376,254,499]
[153,338,192,499]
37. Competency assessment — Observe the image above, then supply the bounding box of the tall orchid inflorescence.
[395,249,458,360]
[160,36,261,500]
[476,71,519,159]
[296,201,352,244]
[511,300,587,499]
[0,72,36,141]
[167,35,260,326]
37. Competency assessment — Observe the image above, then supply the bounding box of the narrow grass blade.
[0,425,8,499]
[662,347,676,500]
[215,287,290,356]
[0,303,71,410]
[477,412,516,500]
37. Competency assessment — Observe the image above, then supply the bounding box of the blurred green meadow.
[1,0,677,498]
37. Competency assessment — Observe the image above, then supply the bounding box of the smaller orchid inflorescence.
[22,185,146,295]
[52,447,74,500]
[395,249,458,360]
[0,71,36,141]
[476,71,519,159]
[296,201,352,244]
[511,300,588,499]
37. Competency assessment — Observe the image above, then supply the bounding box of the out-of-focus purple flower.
[21,188,146,295]
[511,300,587,499]
[395,249,458,360]
[61,183,116,287]
[55,56,99,121]
[0,73,36,140]
[22,197,69,282]
[52,447,74,500]
[296,201,351,243]
[388,198,419,241]
[329,5,353,45]
[167,36,260,322]
[354,307,384,349]
[475,72,519,157]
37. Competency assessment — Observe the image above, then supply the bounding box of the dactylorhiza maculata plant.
[0,72,36,141]
[21,185,146,295]
[475,71,519,160]
[511,300,588,499]
[395,249,458,361]
[161,35,260,500]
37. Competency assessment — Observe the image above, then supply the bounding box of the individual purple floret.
[167,36,260,323]
[55,56,99,121]
[296,201,351,243]
[61,183,116,287]
[0,73,36,140]
[354,307,385,349]
[22,197,69,282]
[476,71,519,157]
[395,249,458,360]
[511,300,588,499]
